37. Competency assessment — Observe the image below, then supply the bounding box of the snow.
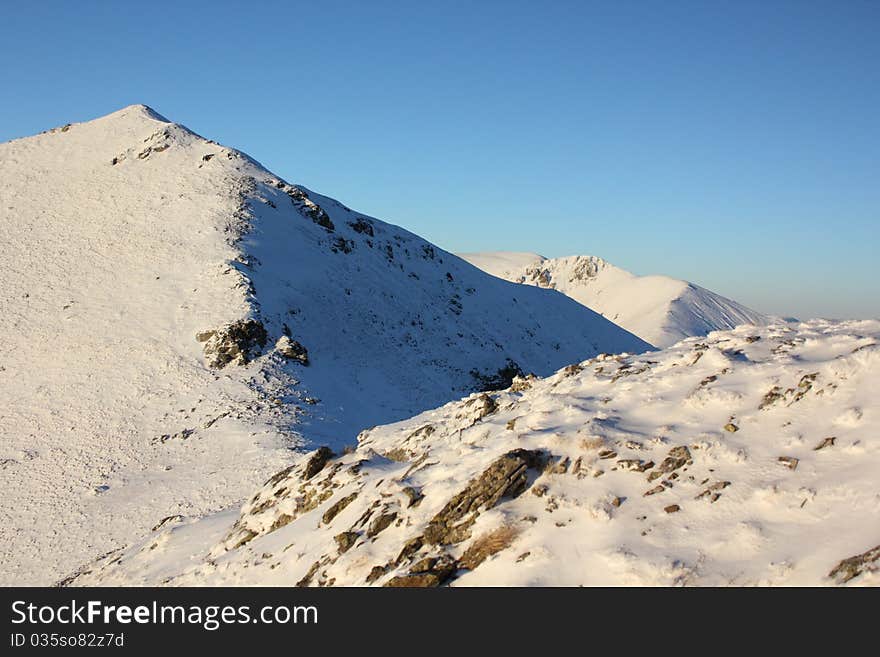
[70,320,880,586]
[460,252,772,348]
[0,105,648,585]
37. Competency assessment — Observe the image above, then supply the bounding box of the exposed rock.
[648,445,692,482]
[334,531,359,554]
[724,423,739,433]
[330,237,354,254]
[285,186,334,231]
[275,335,309,365]
[790,372,818,404]
[510,374,537,392]
[384,555,458,587]
[367,511,398,538]
[197,319,268,368]
[470,359,525,392]
[383,447,414,462]
[617,459,654,472]
[777,456,799,470]
[402,486,424,508]
[459,526,519,570]
[347,218,374,236]
[322,492,358,525]
[759,386,784,410]
[394,536,424,565]
[423,449,544,545]
[456,393,499,425]
[546,456,570,474]
[296,560,322,587]
[813,437,836,451]
[664,504,681,513]
[303,447,334,480]
[151,515,184,532]
[365,565,388,583]
[695,481,730,502]
[828,544,880,584]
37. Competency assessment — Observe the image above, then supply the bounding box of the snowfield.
[0,105,647,585]
[69,320,880,586]
[461,252,771,348]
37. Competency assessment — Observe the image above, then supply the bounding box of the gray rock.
[648,445,692,481]
[423,449,544,545]
[322,492,358,525]
[275,335,309,365]
[197,319,267,368]
[302,447,334,480]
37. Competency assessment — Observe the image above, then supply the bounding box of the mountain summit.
[0,105,648,584]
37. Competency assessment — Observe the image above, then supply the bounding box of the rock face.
[423,449,544,545]
[197,319,268,368]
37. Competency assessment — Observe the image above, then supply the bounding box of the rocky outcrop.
[384,555,458,588]
[470,359,525,392]
[423,449,544,545]
[275,336,309,365]
[829,544,880,584]
[196,319,267,368]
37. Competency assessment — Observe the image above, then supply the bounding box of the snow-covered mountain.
[0,105,649,585]
[68,320,880,586]
[460,252,771,348]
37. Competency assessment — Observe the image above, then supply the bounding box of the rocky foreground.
[67,319,880,586]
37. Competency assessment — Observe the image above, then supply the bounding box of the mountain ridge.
[460,251,772,348]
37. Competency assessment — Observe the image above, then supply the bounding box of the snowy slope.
[0,105,648,585]
[461,252,771,348]
[69,320,880,586]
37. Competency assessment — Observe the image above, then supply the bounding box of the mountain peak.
[108,103,171,123]
[0,110,649,584]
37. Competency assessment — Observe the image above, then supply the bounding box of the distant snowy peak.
[461,252,771,348]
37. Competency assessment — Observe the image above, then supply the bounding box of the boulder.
[275,335,309,365]
[197,319,267,368]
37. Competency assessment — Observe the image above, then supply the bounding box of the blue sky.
[1,1,877,319]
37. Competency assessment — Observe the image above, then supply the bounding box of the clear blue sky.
[1,1,877,319]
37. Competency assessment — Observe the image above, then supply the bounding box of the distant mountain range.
[460,252,772,348]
